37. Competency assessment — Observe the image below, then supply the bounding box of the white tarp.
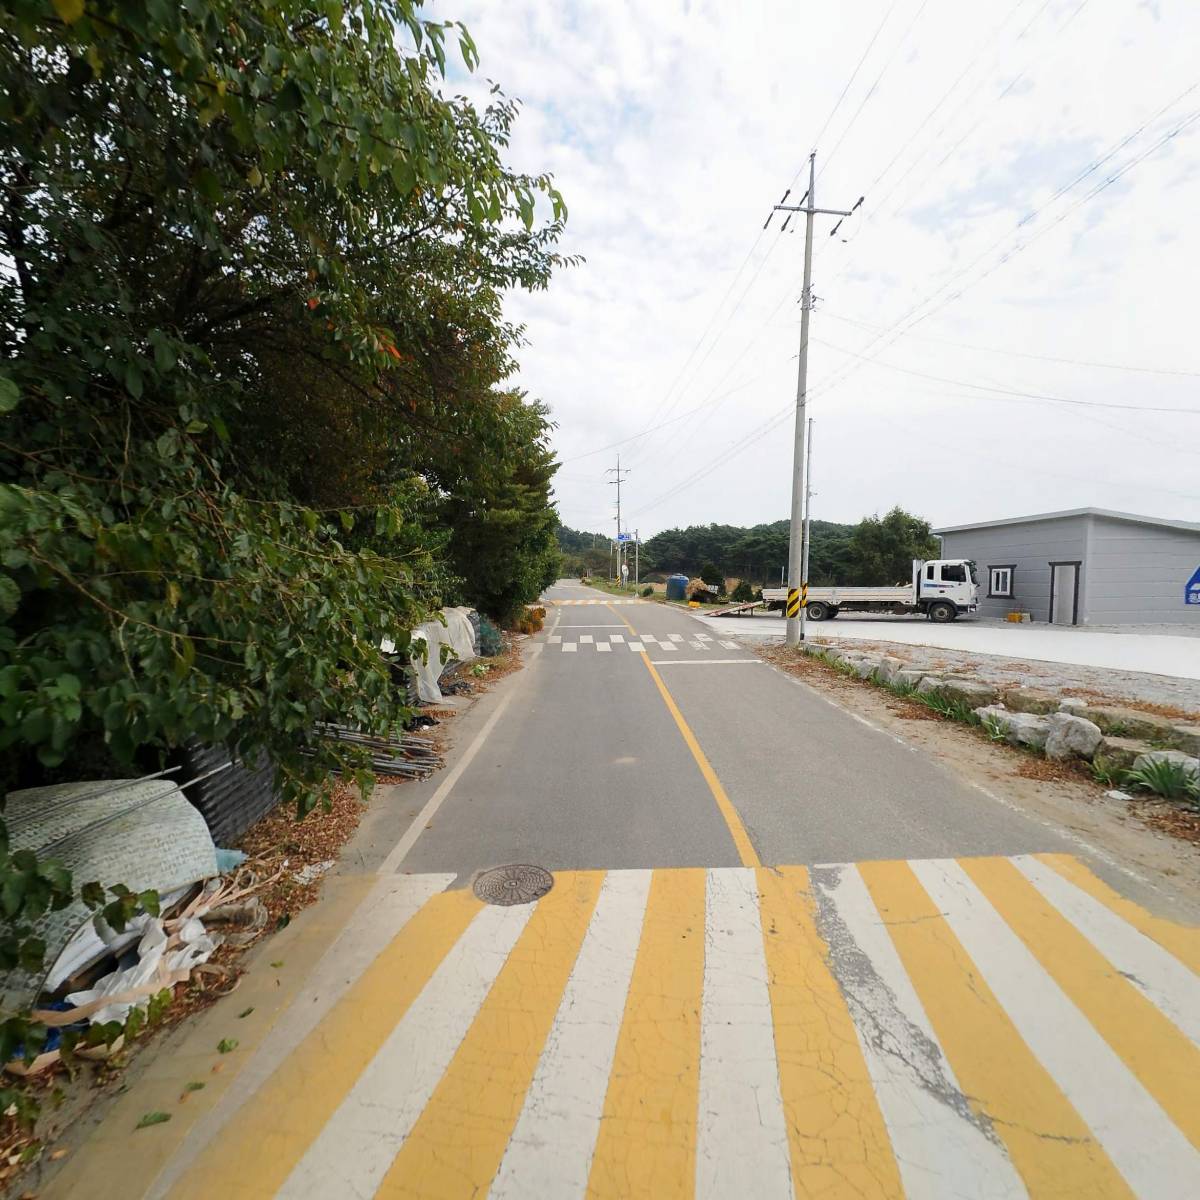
[408,606,477,703]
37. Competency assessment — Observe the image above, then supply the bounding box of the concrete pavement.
[42,581,1200,1199]
[701,608,1200,679]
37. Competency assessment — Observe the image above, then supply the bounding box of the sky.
[433,0,1200,540]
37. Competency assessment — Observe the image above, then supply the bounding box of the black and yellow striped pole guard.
[786,588,800,618]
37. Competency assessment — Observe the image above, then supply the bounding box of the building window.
[989,566,1015,598]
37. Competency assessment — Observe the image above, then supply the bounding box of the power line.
[820,310,1200,377]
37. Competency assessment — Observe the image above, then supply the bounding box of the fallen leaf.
[184,1081,205,1093]
[135,1111,171,1130]
[238,1007,255,1019]
[270,961,284,969]
[217,1038,239,1054]
[50,1149,68,1161]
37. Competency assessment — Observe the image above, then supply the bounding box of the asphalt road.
[403,580,1075,874]
[52,580,1200,1200]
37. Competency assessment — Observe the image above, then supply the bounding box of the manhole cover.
[473,864,554,906]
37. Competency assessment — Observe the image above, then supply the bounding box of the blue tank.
[665,574,690,602]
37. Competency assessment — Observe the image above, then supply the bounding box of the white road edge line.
[376,665,531,875]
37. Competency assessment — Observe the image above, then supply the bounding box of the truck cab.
[914,558,978,619]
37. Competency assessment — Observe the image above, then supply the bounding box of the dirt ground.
[757,644,1200,925]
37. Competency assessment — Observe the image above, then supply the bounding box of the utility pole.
[800,418,813,643]
[769,153,860,644]
[634,530,640,588]
[607,456,630,586]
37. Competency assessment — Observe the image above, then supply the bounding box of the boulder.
[1044,712,1104,761]
[893,669,926,690]
[915,675,947,697]
[1093,736,1154,772]
[1171,725,1200,756]
[852,657,882,679]
[940,678,999,708]
[1085,705,1178,742]
[973,705,1051,750]
[1058,698,1089,715]
[875,656,908,685]
[801,642,826,657]
[1131,749,1200,781]
[1000,686,1059,715]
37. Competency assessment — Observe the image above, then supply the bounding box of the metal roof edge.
[934,507,1200,536]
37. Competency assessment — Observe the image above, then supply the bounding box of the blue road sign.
[1187,564,1200,606]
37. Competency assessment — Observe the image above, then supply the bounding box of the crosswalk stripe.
[658,641,677,652]
[168,856,1200,1199]
[562,643,577,652]
[610,634,624,642]
[697,869,791,1198]
[668,634,683,641]
[279,903,535,1199]
[968,857,1200,1147]
[548,635,561,643]
[168,883,475,1200]
[912,859,1200,1198]
[628,642,644,652]
[580,634,593,643]
[587,869,705,1199]
[596,642,611,652]
[1034,853,1200,974]
[815,864,1025,1199]
[719,640,738,649]
[1020,855,1200,1036]
[757,866,904,1198]
[374,873,604,1198]
[491,870,651,1200]
[860,859,1131,1197]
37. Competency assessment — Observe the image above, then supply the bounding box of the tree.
[699,562,725,592]
[848,508,939,584]
[731,579,754,603]
[0,0,568,1080]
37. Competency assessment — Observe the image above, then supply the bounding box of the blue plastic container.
[665,574,690,602]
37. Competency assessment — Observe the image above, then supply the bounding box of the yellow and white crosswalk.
[165,854,1200,1199]
[549,632,745,656]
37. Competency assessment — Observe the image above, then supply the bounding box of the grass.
[981,715,1008,743]
[1124,757,1200,803]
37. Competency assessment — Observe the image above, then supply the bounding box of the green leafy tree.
[0,0,567,1096]
[731,579,754,603]
[848,508,939,584]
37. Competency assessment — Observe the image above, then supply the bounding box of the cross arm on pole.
[774,205,853,216]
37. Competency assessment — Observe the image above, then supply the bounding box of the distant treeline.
[557,508,939,586]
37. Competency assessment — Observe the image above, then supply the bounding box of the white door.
[1050,563,1078,625]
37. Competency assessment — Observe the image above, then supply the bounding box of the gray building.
[934,508,1200,626]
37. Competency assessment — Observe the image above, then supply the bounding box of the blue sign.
[1187,565,1200,606]
[617,532,635,543]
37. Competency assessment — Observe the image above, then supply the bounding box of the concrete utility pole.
[607,456,630,585]
[770,153,859,645]
[800,418,813,643]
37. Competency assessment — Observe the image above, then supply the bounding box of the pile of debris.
[1,775,274,1077]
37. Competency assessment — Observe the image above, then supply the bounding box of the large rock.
[852,657,883,679]
[1131,749,1200,780]
[1093,736,1154,772]
[974,705,1051,750]
[1000,686,1059,715]
[1044,712,1104,761]
[916,675,947,697]
[1171,725,1200,755]
[893,669,926,690]
[875,656,908,685]
[1058,698,1089,716]
[1085,705,1178,742]
[941,678,999,708]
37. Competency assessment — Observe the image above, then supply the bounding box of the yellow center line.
[605,603,761,867]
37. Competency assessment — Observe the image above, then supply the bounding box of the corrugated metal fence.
[179,744,277,845]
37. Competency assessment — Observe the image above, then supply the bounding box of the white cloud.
[434,0,1200,537]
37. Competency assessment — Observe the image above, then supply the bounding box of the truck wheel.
[806,601,829,621]
[928,601,956,623]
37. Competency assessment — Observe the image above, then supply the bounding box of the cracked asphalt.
[43,582,1200,1200]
